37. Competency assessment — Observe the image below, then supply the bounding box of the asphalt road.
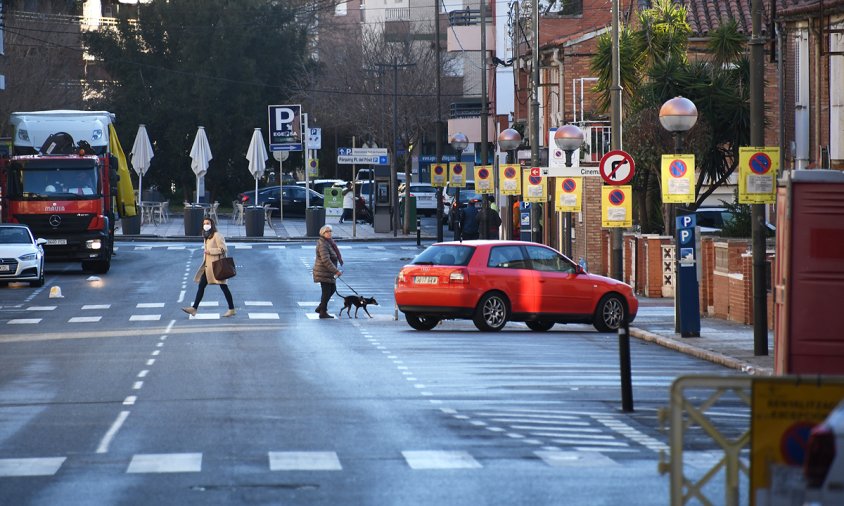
[0,240,746,505]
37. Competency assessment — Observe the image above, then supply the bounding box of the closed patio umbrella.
[189,126,212,204]
[246,128,268,201]
[130,124,154,218]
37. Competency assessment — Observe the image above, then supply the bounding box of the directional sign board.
[337,155,389,165]
[599,150,635,185]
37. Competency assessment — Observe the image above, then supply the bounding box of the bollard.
[618,316,634,412]
[416,216,421,246]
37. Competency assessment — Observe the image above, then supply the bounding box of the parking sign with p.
[268,104,302,151]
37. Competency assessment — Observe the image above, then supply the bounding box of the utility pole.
[480,0,489,239]
[434,0,444,243]
[610,0,623,281]
[750,0,768,355]
[376,59,415,238]
[530,0,540,242]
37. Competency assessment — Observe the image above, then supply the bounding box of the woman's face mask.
[203,224,212,232]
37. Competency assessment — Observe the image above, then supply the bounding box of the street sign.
[337,155,389,165]
[307,128,322,150]
[599,150,635,185]
[268,104,303,151]
[353,147,388,156]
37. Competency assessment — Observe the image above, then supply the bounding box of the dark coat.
[193,231,228,285]
[313,236,340,283]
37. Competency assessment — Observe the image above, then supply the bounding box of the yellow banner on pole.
[739,146,779,204]
[448,162,467,187]
[602,185,632,228]
[474,165,494,194]
[661,154,696,203]
[499,164,521,195]
[555,177,582,212]
[430,163,447,187]
[522,167,546,203]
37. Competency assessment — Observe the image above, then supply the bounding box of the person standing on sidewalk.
[182,217,236,317]
[313,225,342,319]
[339,182,354,223]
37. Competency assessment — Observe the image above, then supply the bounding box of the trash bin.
[245,206,265,237]
[400,195,417,232]
[184,205,204,236]
[121,214,141,235]
[306,206,325,237]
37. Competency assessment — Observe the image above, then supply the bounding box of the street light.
[498,128,521,240]
[660,96,699,338]
[450,132,469,240]
[554,124,584,257]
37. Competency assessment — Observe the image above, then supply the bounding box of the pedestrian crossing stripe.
[0,457,66,477]
[402,451,482,469]
[126,453,202,474]
[268,452,342,471]
[69,316,102,323]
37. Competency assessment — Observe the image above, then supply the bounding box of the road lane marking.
[132,382,143,390]
[126,453,202,473]
[130,315,161,322]
[137,303,165,308]
[27,306,57,311]
[198,301,219,307]
[244,301,273,306]
[96,411,130,454]
[193,314,220,320]
[7,319,41,324]
[0,457,66,477]
[123,396,137,405]
[69,316,102,323]
[535,451,619,467]
[248,313,280,319]
[402,451,481,470]
[268,452,343,471]
[82,304,110,310]
[138,370,149,378]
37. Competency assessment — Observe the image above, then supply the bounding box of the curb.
[630,327,774,376]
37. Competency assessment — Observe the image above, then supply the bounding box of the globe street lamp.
[659,96,698,235]
[554,124,584,257]
[449,132,469,240]
[660,96,699,338]
[498,128,521,240]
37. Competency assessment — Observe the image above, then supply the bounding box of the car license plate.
[414,276,438,285]
[46,239,67,245]
[0,265,9,272]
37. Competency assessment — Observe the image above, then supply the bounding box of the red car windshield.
[411,245,474,266]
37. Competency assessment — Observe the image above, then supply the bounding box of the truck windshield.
[10,163,100,199]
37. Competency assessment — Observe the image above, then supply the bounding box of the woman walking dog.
[182,217,236,317]
[313,224,342,319]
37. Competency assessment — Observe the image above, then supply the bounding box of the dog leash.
[336,275,361,296]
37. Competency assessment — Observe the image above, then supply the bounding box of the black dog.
[340,295,378,318]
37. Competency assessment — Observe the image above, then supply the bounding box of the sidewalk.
[116,213,776,376]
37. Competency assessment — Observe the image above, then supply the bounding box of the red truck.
[0,111,136,273]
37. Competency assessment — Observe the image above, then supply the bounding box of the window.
[526,246,575,273]
[413,245,474,266]
[488,246,528,269]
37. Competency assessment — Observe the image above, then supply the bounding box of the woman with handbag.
[312,224,342,319]
[182,217,236,317]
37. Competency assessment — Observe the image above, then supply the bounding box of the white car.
[0,224,46,287]
[399,183,439,216]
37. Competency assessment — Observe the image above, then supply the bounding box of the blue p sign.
[680,229,692,245]
[680,215,694,229]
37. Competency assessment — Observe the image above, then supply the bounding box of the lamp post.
[498,128,521,240]
[450,132,469,240]
[659,96,699,337]
[659,97,698,236]
[554,124,584,257]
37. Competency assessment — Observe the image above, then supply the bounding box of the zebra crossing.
[3,301,288,324]
[0,448,601,477]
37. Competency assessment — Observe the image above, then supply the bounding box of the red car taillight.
[449,269,468,284]
[804,423,836,488]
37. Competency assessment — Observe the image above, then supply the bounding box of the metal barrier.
[658,375,752,506]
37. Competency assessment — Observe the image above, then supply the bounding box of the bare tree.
[0,8,85,137]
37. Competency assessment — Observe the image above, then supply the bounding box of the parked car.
[804,399,844,505]
[444,181,479,229]
[296,179,346,196]
[394,240,638,332]
[237,185,324,217]
[0,224,46,287]
[694,207,735,234]
[398,183,438,216]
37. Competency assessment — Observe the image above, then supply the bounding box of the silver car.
[0,224,46,287]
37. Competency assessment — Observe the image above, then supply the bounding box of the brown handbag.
[212,254,236,280]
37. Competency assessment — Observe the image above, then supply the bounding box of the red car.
[395,240,638,332]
